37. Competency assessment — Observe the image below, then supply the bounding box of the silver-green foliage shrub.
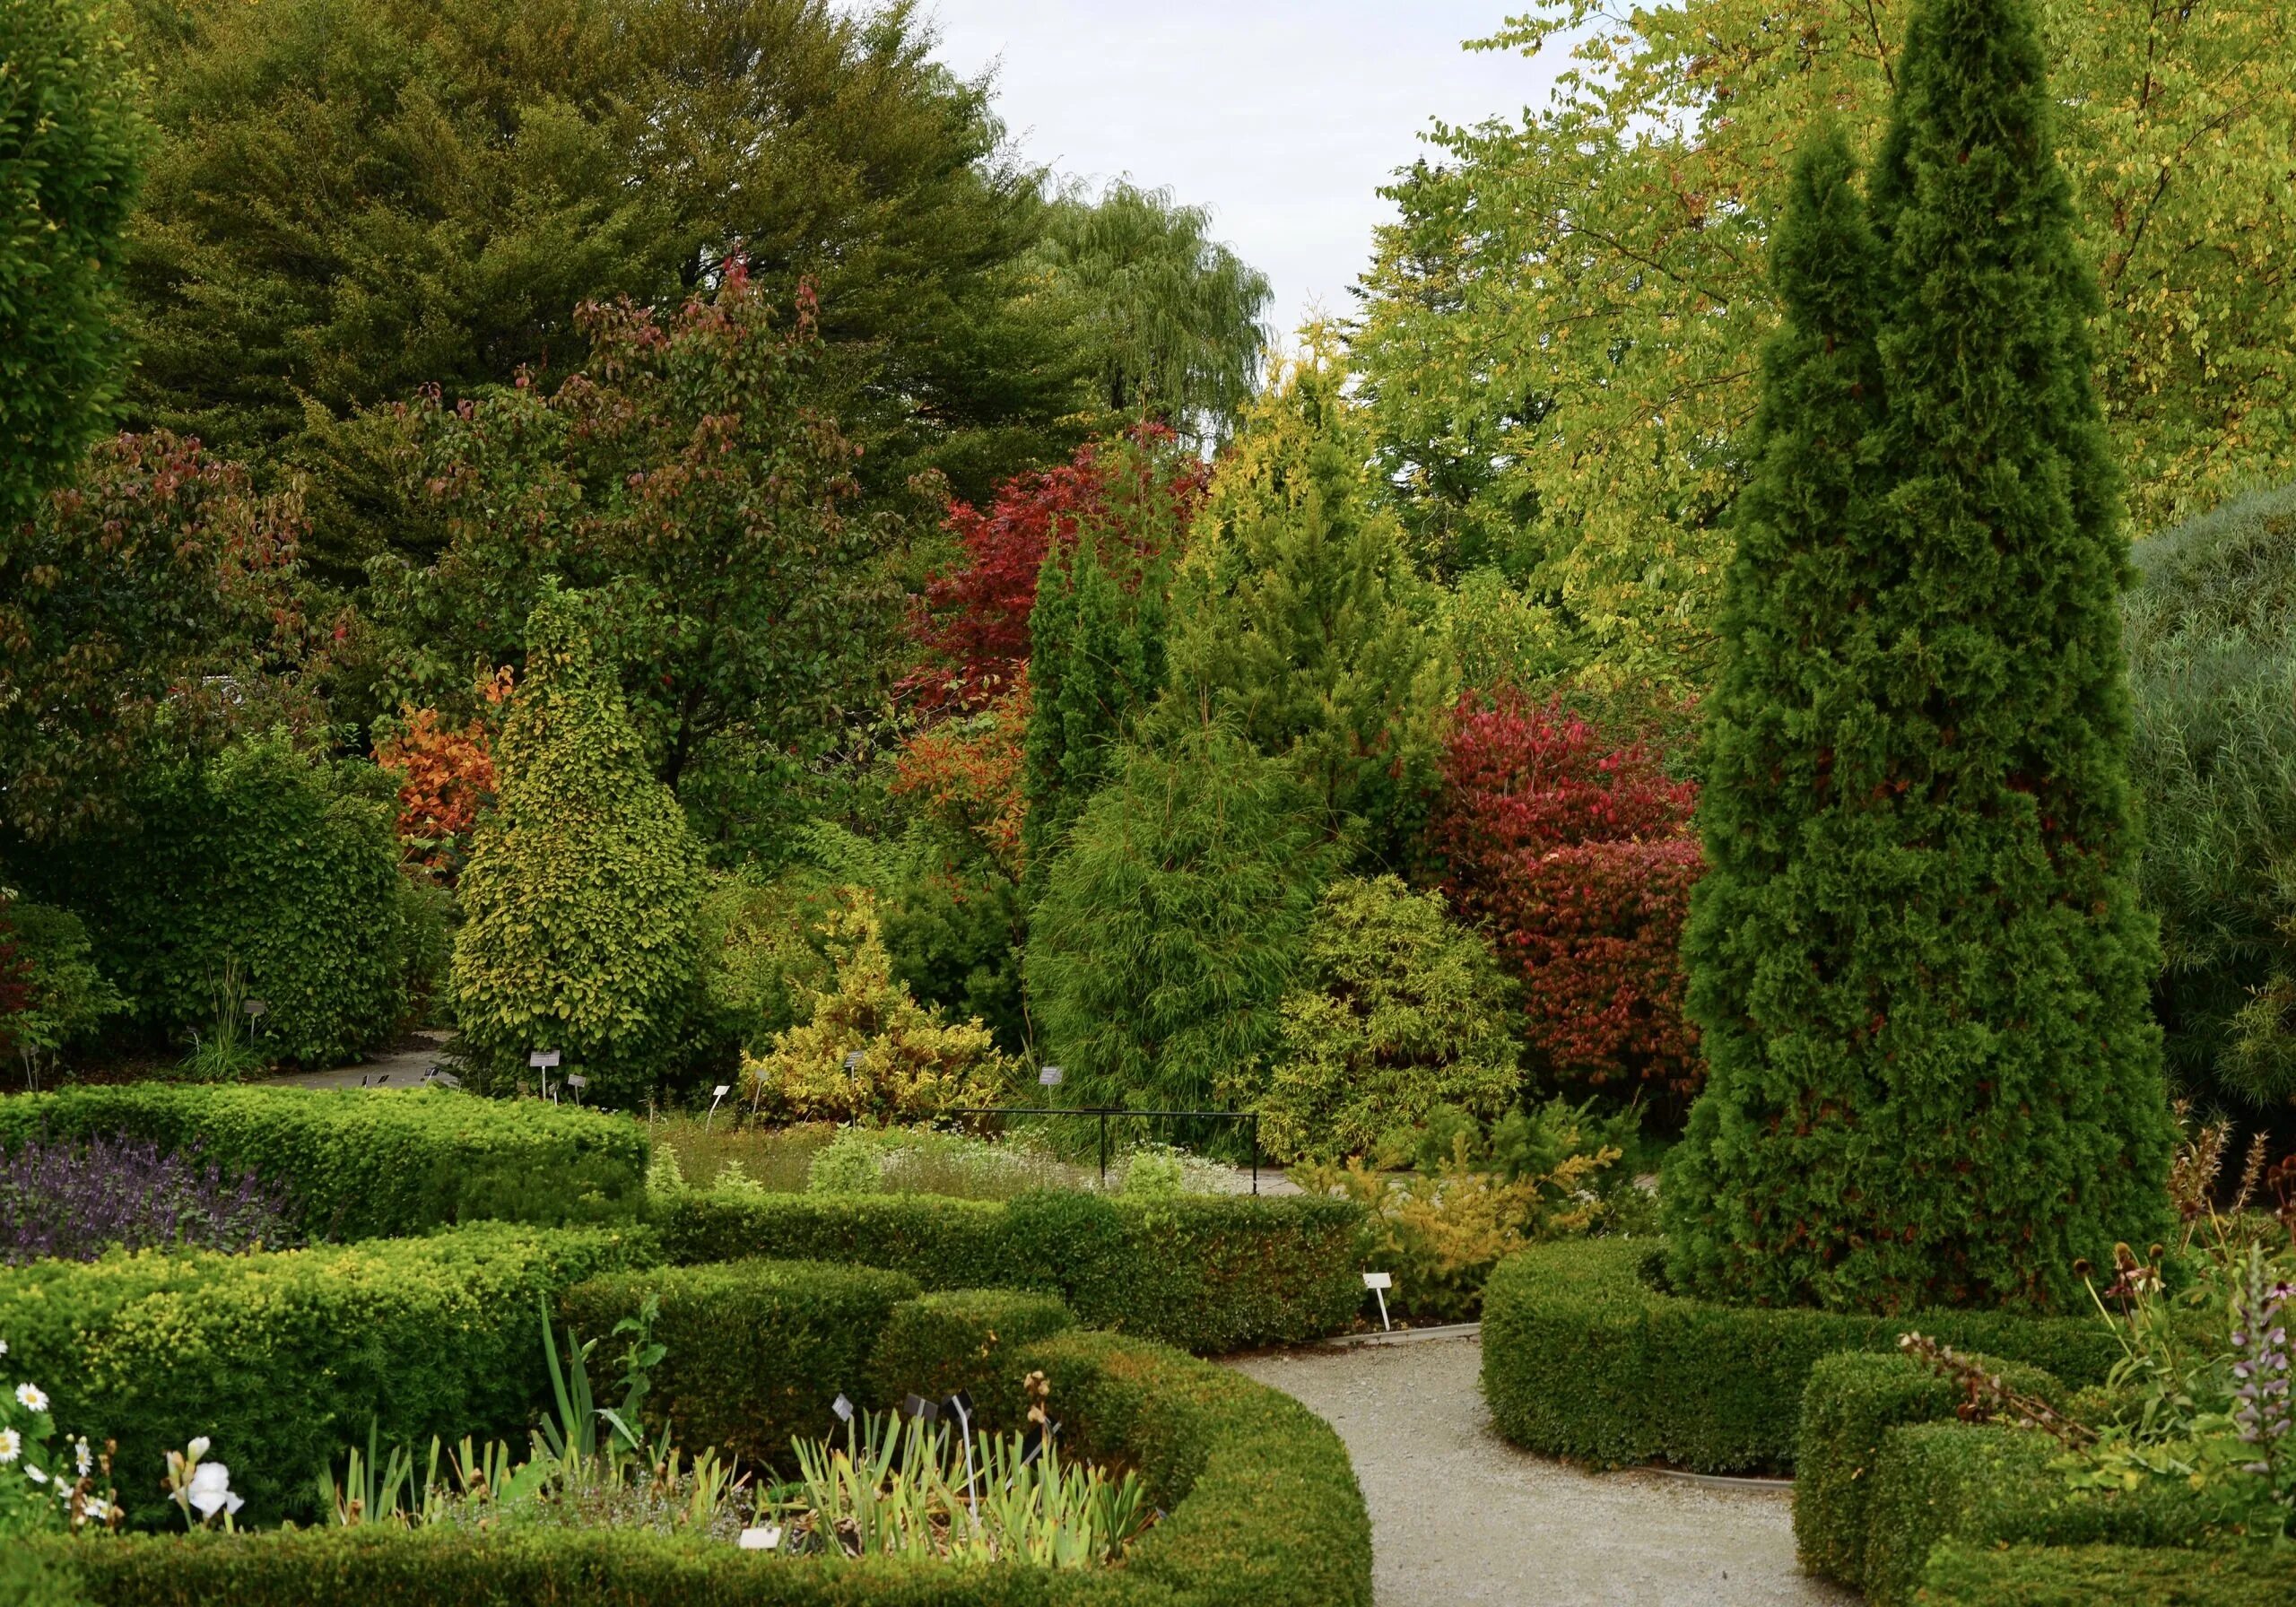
[2126,482,2296,1108]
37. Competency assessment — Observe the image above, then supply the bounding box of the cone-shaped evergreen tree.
[1161,348,1448,863]
[1020,525,1173,908]
[452,586,704,1103]
[1663,0,2172,1313]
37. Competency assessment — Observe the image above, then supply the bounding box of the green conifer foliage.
[1663,0,2173,1312]
[1027,722,1335,1115]
[452,588,704,1103]
[1164,349,1449,864]
[1020,524,1174,908]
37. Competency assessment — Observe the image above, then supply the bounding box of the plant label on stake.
[706,1083,732,1132]
[529,1049,560,1102]
[1362,1271,1394,1333]
[564,1073,587,1105]
[1038,1064,1063,1088]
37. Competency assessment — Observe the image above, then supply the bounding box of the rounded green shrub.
[1259,874,1520,1164]
[451,588,704,1105]
[1028,723,1335,1116]
[2126,482,2296,1109]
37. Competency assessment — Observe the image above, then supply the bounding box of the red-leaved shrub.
[907,424,1205,709]
[1429,694,1704,1107]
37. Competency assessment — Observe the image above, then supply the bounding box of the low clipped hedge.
[657,1189,1362,1354]
[1480,1240,2119,1472]
[36,1316,1371,1607]
[1918,1541,2296,1606]
[864,1288,1077,1410]
[1861,1421,2281,1607]
[1796,1348,2064,1588]
[0,1221,656,1527]
[560,1259,921,1470]
[0,1085,648,1238]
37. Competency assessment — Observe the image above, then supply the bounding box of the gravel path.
[1228,1335,1855,1607]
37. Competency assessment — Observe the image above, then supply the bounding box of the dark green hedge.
[560,1259,920,1471]
[657,1189,1362,1354]
[0,1222,655,1527]
[33,1327,1370,1607]
[1479,1240,2118,1472]
[0,1085,648,1238]
[1918,1541,2296,1606]
[1862,1422,2283,1607]
[864,1288,1076,1411]
[1796,1349,2062,1590]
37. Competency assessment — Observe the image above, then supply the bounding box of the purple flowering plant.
[0,1132,300,1265]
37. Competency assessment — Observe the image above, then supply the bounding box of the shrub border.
[1479,1239,2118,1472]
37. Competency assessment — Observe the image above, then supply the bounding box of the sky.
[909,2,1578,348]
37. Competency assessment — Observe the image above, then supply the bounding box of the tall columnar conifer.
[1020,524,1173,908]
[1162,349,1448,864]
[451,587,704,1103]
[1663,0,2173,1312]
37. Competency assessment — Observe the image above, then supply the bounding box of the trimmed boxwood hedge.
[1796,1349,2064,1590]
[1918,1541,2296,1606]
[657,1189,1362,1354]
[864,1288,1078,1410]
[1862,1421,2282,1607]
[33,1323,1370,1607]
[1480,1240,2119,1472]
[560,1258,922,1471]
[0,1221,656,1527]
[0,1085,648,1238]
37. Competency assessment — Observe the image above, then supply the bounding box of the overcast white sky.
[910,2,1577,346]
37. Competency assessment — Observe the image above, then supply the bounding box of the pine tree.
[1162,347,1448,864]
[1663,0,2173,1313]
[1020,525,1173,907]
[452,587,704,1103]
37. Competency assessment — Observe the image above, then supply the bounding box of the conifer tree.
[1020,524,1173,908]
[1162,348,1448,863]
[452,587,704,1103]
[1663,0,2173,1312]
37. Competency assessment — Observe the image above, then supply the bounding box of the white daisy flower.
[0,1427,20,1463]
[24,1463,47,1484]
[74,1438,91,1477]
[13,1383,47,1413]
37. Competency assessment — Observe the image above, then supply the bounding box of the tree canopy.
[1352,0,2296,692]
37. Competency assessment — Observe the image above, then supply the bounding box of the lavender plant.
[0,1133,300,1264]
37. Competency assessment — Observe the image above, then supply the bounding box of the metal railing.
[939,1107,1263,1194]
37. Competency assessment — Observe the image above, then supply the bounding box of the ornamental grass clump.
[1664,0,2174,1312]
[0,1134,299,1265]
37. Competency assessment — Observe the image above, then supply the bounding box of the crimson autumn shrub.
[1430,694,1703,1109]
[907,423,1206,710]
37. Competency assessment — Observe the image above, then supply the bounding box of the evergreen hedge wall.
[1478,1241,2116,1472]
[0,1085,649,1238]
[657,1188,1363,1354]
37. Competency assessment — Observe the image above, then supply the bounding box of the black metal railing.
[939,1107,1262,1194]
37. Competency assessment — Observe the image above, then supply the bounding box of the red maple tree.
[906,423,1206,710]
[1428,692,1706,1108]
[374,668,510,881]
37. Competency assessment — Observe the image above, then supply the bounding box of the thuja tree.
[1664,0,2173,1312]
[452,587,703,1103]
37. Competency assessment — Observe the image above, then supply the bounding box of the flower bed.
[1478,1239,2118,1472]
[27,1310,1372,1607]
[0,1085,648,1238]
[657,1188,1364,1354]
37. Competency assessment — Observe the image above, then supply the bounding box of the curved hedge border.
[33,1306,1372,1607]
[1480,1240,2118,1472]
[0,1085,648,1238]
[0,1222,656,1526]
[1918,1541,2296,1606]
[658,1189,1364,1354]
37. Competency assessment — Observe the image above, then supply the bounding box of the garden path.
[262,1029,454,1090]
[1227,1333,1855,1607]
